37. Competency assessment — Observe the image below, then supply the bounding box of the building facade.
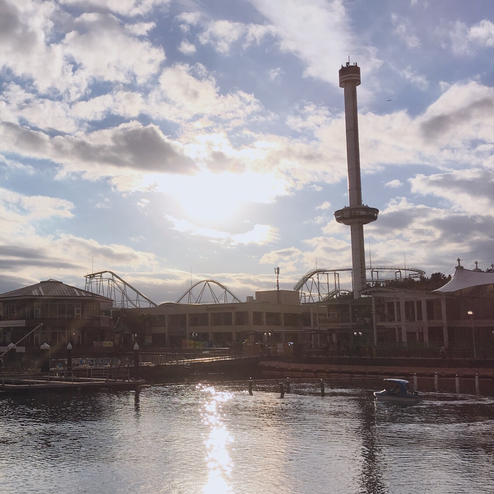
[0,279,113,355]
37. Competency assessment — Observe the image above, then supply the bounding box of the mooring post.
[285,377,291,393]
[279,382,285,398]
[434,372,439,392]
[412,373,418,392]
[475,372,480,395]
[455,374,460,394]
[248,377,253,396]
[320,378,325,397]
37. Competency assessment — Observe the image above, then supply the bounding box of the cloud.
[316,201,331,210]
[249,0,382,86]
[419,82,493,144]
[409,168,494,215]
[62,12,165,86]
[59,0,168,16]
[367,196,493,273]
[148,63,263,124]
[391,13,420,48]
[402,66,429,90]
[197,19,275,54]
[0,185,160,288]
[268,67,282,81]
[167,215,278,246]
[178,40,196,55]
[439,19,494,55]
[0,121,197,179]
[0,2,165,97]
[0,0,66,93]
[385,179,403,188]
[0,186,74,225]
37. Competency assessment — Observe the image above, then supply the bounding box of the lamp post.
[133,340,140,375]
[353,331,363,356]
[6,342,16,368]
[66,341,73,372]
[263,331,272,356]
[467,310,477,360]
[40,342,51,373]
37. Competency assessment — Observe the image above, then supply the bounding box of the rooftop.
[0,279,112,301]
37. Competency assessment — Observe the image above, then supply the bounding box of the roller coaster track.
[84,271,157,308]
[295,266,425,303]
[176,279,241,304]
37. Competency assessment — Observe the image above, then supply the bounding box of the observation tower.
[334,62,378,298]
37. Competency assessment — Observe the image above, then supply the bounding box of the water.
[0,382,492,494]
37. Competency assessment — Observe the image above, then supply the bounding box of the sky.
[0,0,492,304]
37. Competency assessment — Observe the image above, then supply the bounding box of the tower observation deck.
[334,62,378,298]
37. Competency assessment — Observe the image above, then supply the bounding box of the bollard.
[475,372,480,395]
[279,382,285,398]
[320,378,325,397]
[412,373,418,392]
[434,372,439,392]
[248,377,254,396]
[455,374,460,394]
[285,377,291,393]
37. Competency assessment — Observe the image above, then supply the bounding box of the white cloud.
[0,2,165,98]
[268,67,282,81]
[178,40,197,55]
[391,13,421,48]
[0,121,197,183]
[385,179,403,188]
[409,169,494,215]
[367,196,493,273]
[167,215,278,246]
[316,201,331,210]
[440,19,494,55]
[58,0,168,17]
[148,64,262,124]
[62,13,165,86]
[249,0,382,86]
[402,66,429,90]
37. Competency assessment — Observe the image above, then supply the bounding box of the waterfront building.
[368,264,494,358]
[0,279,113,354]
[1,263,492,360]
[114,289,328,353]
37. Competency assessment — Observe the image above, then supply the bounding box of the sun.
[158,169,286,227]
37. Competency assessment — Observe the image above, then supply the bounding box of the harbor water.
[0,381,492,494]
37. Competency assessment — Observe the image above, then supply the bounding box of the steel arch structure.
[176,280,241,304]
[295,266,425,303]
[84,271,157,308]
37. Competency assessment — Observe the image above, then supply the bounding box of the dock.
[0,375,144,394]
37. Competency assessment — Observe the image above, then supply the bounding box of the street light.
[66,341,73,371]
[40,342,51,373]
[467,310,477,360]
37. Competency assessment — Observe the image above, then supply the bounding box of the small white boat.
[373,378,420,403]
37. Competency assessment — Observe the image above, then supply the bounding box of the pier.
[0,375,143,394]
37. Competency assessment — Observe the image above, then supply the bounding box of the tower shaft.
[334,63,378,299]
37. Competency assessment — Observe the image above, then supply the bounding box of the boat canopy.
[383,378,409,385]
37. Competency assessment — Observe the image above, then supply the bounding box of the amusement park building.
[0,280,113,355]
[117,289,330,351]
[120,265,494,358]
[369,265,494,358]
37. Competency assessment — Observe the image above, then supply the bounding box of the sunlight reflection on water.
[199,385,234,494]
[0,384,492,494]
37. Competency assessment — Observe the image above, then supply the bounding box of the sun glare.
[158,170,286,226]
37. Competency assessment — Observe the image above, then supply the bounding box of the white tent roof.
[434,267,494,293]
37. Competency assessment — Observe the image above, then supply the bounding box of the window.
[234,312,248,325]
[211,312,233,326]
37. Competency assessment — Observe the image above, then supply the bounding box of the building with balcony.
[0,279,113,354]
